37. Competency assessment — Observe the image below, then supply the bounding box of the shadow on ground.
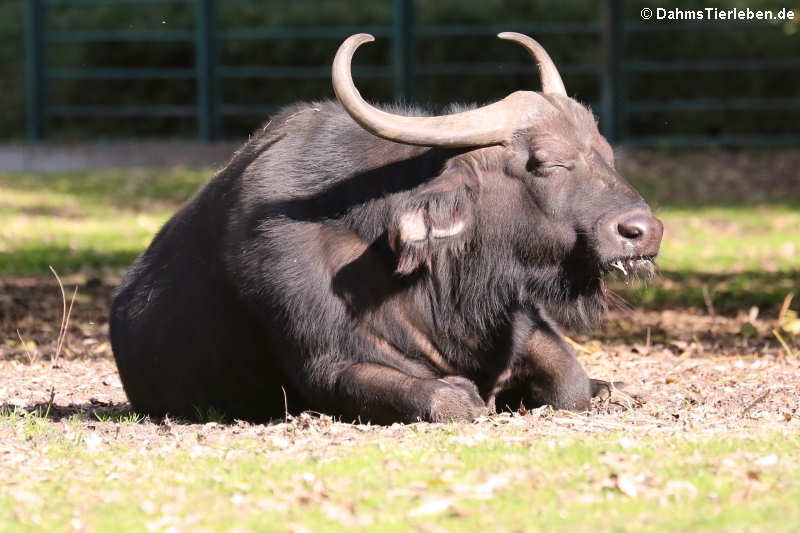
[613,269,799,315]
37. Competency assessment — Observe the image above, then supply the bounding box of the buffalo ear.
[389,171,474,275]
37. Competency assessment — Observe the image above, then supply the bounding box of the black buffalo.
[110,33,662,423]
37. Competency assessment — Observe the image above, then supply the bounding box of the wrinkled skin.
[110,95,662,423]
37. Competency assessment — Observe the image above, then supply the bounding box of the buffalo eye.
[527,149,574,177]
[527,158,573,177]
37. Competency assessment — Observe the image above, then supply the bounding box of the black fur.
[110,97,660,423]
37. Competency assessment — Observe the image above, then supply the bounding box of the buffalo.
[110,33,662,423]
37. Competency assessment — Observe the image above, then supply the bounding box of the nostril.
[617,222,643,239]
[617,215,650,240]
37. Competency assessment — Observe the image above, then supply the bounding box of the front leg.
[491,310,592,412]
[333,362,487,424]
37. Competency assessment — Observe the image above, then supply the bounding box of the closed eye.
[531,162,573,177]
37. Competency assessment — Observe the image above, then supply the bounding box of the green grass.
[656,206,800,273]
[93,408,144,425]
[1,409,797,532]
[0,168,207,275]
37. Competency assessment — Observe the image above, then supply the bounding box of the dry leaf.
[409,498,454,516]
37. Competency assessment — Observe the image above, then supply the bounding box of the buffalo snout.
[597,208,663,262]
[616,211,663,257]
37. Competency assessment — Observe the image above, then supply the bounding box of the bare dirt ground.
[1,276,797,439]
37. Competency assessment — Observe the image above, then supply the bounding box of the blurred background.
[1,0,798,363]
[2,0,799,143]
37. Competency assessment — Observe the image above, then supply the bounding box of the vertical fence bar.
[196,0,217,141]
[25,0,45,140]
[601,0,625,143]
[392,0,414,103]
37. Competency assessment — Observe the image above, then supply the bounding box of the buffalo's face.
[496,95,662,321]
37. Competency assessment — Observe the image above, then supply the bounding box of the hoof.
[591,379,647,407]
[429,376,488,422]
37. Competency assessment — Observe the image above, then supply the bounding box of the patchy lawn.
[1,401,798,532]
[1,151,799,532]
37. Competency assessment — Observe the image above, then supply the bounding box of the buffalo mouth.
[600,255,656,280]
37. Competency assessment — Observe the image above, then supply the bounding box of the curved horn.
[332,33,549,147]
[498,32,567,96]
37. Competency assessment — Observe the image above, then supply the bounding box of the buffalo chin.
[524,267,608,331]
[536,258,655,331]
[545,280,608,331]
[546,256,658,330]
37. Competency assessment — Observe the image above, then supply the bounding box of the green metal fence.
[24,0,800,145]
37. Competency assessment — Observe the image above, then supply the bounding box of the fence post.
[196,0,218,141]
[392,0,414,103]
[601,0,625,143]
[25,0,45,140]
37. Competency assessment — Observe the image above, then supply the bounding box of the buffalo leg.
[334,362,487,423]
[493,312,592,412]
[520,326,592,410]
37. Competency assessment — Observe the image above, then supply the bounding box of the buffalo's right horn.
[332,33,557,148]
[498,32,567,96]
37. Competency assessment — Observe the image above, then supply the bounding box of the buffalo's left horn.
[332,33,556,148]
